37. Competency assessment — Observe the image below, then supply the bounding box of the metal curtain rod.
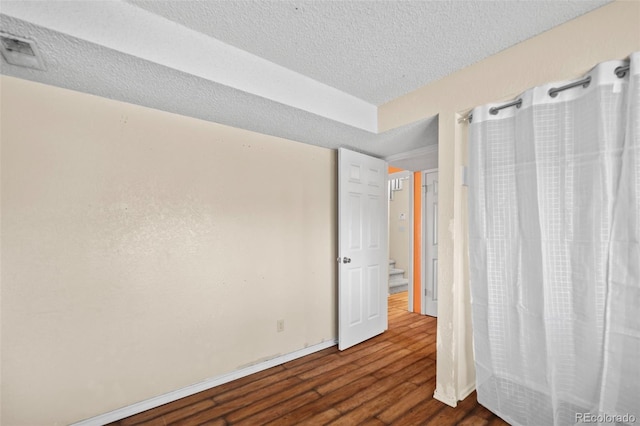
[461,61,631,124]
[464,98,522,123]
[615,64,630,78]
[489,99,522,115]
[548,76,591,98]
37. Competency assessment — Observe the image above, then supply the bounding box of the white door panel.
[338,148,388,350]
[424,171,438,317]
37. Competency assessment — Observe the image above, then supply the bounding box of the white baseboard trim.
[458,382,476,401]
[433,388,458,408]
[71,339,338,426]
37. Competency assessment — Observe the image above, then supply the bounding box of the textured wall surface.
[0,76,337,425]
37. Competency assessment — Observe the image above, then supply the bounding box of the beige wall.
[0,76,337,425]
[378,0,640,406]
[388,174,411,275]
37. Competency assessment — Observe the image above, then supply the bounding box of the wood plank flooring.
[109,292,508,425]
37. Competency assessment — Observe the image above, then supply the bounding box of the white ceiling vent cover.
[0,33,45,70]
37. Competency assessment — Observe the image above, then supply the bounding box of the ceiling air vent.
[0,33,45,70]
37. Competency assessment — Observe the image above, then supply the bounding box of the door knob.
[343,257,351,263]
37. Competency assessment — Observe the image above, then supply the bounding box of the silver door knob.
[343,257,351,263]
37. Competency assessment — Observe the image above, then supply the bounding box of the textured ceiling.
[127,0,612,105]
[0,0,611,169]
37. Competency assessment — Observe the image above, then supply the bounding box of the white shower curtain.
[468,52,639,426]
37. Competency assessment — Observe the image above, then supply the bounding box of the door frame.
[421,168,438,315]
[388,171,413,311]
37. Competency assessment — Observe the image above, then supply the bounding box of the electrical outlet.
[277,319,285,332]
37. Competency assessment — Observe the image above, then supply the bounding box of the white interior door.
[424,171,438,317]
[338,148,388,350]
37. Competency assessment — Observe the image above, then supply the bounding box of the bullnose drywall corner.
[434,114,459,406]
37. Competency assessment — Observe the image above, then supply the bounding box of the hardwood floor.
[109,292,508,425]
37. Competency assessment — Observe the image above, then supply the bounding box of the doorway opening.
[387,167,438,318]
[388,170,413,312]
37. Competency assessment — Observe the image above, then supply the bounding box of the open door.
[338,148,388,350]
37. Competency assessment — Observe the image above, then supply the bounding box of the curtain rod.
[460,63,631,124]
[615,64,630,77]
[548,76,591,98]
[489,99,522,115]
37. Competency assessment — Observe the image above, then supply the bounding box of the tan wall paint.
[378,0,640,406]
[0,76,337,425]
[389,175,410,275]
